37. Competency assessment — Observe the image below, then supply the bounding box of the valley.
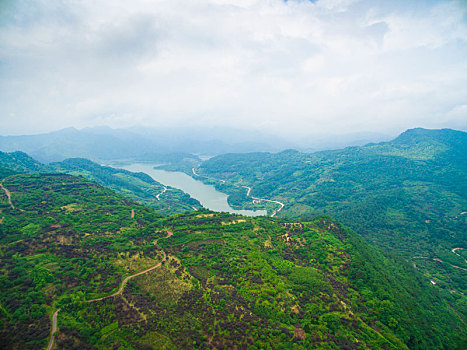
[3,0,466,348]
[0,127,466,349]
[120,163,267,217]
[48,158,202,215]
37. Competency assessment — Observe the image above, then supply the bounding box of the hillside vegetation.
[0,172,464,349]
[195,128,467,295]
[0,152,201,215]
[50,158,201,215]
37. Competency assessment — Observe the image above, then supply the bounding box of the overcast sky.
[1,0,466,138]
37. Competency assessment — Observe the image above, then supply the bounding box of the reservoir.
[119,163,267,217]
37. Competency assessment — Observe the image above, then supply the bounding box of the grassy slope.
[0,172,464,349]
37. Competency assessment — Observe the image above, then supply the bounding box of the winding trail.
[241,185,251,197]
[192,168,284,217]
[192,168,225,184]
[156,187,167,201]
[45,231,172,350]
[241,185,284,217]
[412,255,467,271]
[0,183,15,209]
[452,247,467,264]
[433,258,467,271]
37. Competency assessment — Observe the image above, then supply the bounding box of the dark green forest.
[196,128,467,296]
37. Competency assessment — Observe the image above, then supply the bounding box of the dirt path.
[412,255,467,271]
[45,231,172,349]
[46,309,60,350]
[156,187,167,200]
[192,168,225,184]
[452,247,467,264]
[192,168,284,217]
[0,183,15,209]
[433,258,467,271]
[238,185,284,217]
[241,185,251,197]
[87,249,166,302]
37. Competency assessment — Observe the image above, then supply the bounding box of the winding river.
[119,163,267,217]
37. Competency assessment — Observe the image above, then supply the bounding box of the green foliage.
[50,158,202,215]
[101,321,118,335]
[289,266,329,292]
[0,151,49,173]
[197,128,467,297]
[20,223,41,237]
[0,166,18,179]
[0,164,465,349]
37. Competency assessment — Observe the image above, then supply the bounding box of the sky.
[1,0,466,138]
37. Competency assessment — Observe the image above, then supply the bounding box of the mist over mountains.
[0,126,394,163]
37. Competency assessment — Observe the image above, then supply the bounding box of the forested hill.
[0,171,465,349]
[49,158,201,215]
[0,151,49,173]
[195,128,467,295]
[0,151,201,215]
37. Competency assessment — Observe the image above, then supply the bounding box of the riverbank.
[120,163,266,217]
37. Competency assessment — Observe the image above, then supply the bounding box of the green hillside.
[50,158,201,215]
[0,151,201,215]
[0,172,464,349]
[194,128,467,295]
[0,151,49,173]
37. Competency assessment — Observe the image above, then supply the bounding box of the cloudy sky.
[1,0,466,138]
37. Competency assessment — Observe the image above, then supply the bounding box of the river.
[119,163,267,217]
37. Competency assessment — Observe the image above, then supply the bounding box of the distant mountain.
[192,128,467,296]
[0,125,394,163]
[0,126,295,163]
[296,131,393,152]
[0,127,156,163]
[393,127,467,146]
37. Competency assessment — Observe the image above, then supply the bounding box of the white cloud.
[0,0,466,137]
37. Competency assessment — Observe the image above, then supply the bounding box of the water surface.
[120,163,267,217]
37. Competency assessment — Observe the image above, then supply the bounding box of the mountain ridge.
[192,128,467,298]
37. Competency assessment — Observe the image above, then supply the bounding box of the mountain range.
[0,127,465,349]
[191,128,467,295]
[0,126,395,163]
